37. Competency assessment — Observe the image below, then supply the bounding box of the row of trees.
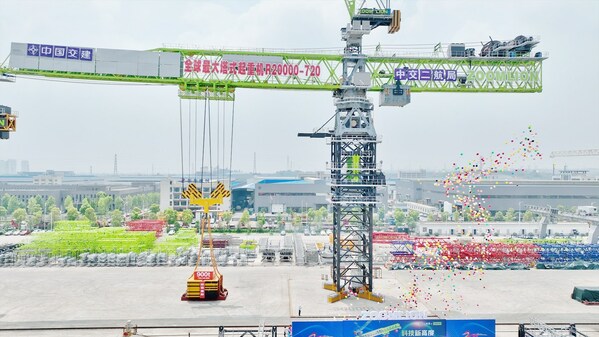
[419,208,538,222]
[0,192,160,228]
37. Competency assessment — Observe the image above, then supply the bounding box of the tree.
[32,211,43,225]
[240,209,250,226]
[452,210,460,221]
[50,206,61,224]
[440,212,450,222]
[394,209,406,225]
[315,206,327,225]
[222,211,233,224]
[12,208,27,224]
[292,213,301,226]
[0,206,7,218]
[125,195,134,212]
[1,194,10,209]
[306,208,315,224]
[149,204,160,214]
[181,209,194,225]
[34,195,44,209]
[408,210,420,222]
[7,197,22,214]
[164,209,178,225]
[257,212,266,228]
[111,209,124,227]
[63,195,74,210]
[505,208,516,222]
[45,196,56,210]
[84,207,97,222]
[66,206,79,221]
[27,197,42,215]
[523,210,535,222]
[426,213,435,221]
[97,196,113,216]
[131,207,142,220]
[114,196,124,211]
[79,198,92,214]
[493,211,505,221]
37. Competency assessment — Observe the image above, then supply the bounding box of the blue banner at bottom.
[291,319,495,337]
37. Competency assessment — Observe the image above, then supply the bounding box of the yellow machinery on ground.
[180,182,230,301]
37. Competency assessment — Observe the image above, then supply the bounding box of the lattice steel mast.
[323,1,401,303]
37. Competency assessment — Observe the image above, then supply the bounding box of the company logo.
[463,331,487,337]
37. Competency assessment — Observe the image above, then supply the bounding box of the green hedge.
[152,229,199,254]
[53,220,94,232]
[18,227,156,257]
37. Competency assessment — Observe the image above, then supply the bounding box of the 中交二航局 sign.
[394,67,539,84]
[26,43,93,61]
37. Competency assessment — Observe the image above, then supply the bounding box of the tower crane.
[0,0,545,303]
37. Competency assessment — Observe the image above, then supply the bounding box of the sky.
[0,0,598,175]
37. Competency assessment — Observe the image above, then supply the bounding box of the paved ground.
[0,266,598,336]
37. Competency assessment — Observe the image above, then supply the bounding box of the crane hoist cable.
[194,98,198,181]
[179,98,185,188]
[181,90,229,301]
[188,99,192,181]
[229,99,235,188]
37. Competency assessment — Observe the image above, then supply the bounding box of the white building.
[20,160,29,173]
[416,221,592,237]
[160,179,231,213]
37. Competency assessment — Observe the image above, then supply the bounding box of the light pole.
[518,201,522,222]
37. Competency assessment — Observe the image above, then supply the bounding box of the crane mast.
[324,1,400,303]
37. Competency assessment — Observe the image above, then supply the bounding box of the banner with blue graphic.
[292,319,494,337]
[446,319,496,337]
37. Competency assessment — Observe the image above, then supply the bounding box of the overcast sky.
[0,0,597,175]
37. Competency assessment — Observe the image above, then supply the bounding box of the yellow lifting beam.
[180,182,231,301]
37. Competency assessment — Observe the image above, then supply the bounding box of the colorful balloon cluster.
[396,126,543,311]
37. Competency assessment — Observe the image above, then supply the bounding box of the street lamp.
[518,201,522,222]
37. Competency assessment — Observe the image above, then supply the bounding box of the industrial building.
[254,178,329,213]
[396,179,599,212]
[0,171,158,209]
[416,221,592,237]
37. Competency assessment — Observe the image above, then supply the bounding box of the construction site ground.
[0,266,598,336]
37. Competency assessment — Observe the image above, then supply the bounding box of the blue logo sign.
[26,43,93,61]
[395,67,457,82]
[27,44,40,56]
[53,46,67,58]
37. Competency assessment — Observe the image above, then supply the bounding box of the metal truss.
[2,50,545,96]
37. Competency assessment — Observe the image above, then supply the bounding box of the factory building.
[396,179,599,212]
[253,178,329,213]
[0,171,156,209]
[416,221,592,237]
